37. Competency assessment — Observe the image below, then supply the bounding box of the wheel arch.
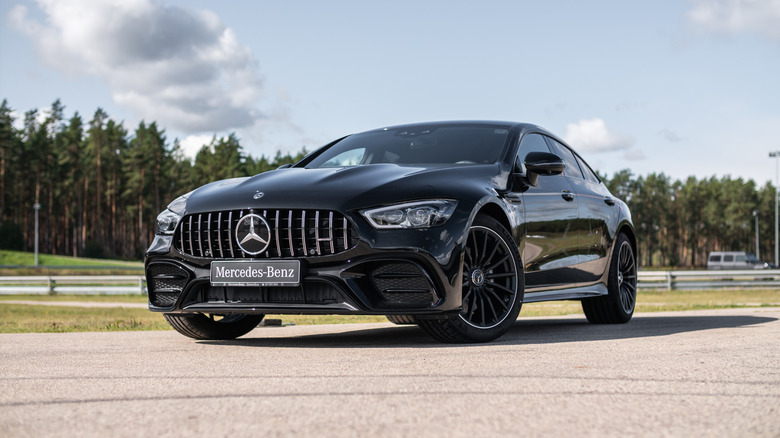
[474,202,512,239]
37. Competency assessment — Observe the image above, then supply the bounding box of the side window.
[723,255,734,262]
[549,139,584,179]
[575,155,601,184]
[709,255,721,262]
[516,133,551,169]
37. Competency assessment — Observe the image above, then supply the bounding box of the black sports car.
[146,121,637,343]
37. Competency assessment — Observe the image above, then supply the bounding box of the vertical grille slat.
[275,210,282,258]
[227,211,235,258]
[206,213,213,258]
[287,210,294,257]
[188,216,194,256]
[314,211,321,256]
[329,212,335,254]
[197,214,204,257]
[175,209,357,259]
[342,217,348,252]
[216,212,224,258]
[301,211,308,257]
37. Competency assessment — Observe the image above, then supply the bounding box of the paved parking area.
[1,307,778,437]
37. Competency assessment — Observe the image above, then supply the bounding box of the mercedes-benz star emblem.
[235,214,271,255]
[253,191,264,200]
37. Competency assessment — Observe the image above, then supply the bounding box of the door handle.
[604,197,615,206]
[561,191,575,202]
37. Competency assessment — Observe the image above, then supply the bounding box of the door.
[548,139,615,282]
[511,133,582,288]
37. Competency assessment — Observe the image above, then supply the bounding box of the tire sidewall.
[607,233,635,323]
[452,215,524,342]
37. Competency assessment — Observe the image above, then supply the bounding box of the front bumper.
[145,217,468,317]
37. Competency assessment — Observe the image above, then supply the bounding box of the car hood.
[183,164,504,214]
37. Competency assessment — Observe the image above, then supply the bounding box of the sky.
[1,0,779,185]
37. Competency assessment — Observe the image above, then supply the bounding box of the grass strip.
[0,304,171,333]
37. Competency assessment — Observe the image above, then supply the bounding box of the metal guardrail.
[638,270,780,290]
[0,276,147,295]
[0,270,778,295]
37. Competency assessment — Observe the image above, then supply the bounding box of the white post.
[33,203,41,266]
[753,210,759,261]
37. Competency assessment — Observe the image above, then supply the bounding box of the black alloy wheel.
[163,313,264,340]
[418,215,524,343]
[582,232,636,323]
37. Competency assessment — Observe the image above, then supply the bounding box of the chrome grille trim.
[216,212,223,258]
[227,211,234,258]
[287,210,294,257]
[197,214,203,257]
[174,209,359,259]
[315,211,321,256]
[329,212,335,254]
[206,213,213,258]
[274,210,281,258]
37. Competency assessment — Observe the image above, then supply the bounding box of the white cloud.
[9,0,264,134]
[688,0,780,39]
[563,118,635,153]
[179,134,215,159]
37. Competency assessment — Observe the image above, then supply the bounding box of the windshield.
[305,125,511,168]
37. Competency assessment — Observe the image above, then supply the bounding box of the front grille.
[174,209,359,259]
[147,262,190,307]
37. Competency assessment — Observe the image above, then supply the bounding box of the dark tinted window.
[723,255,734,262]
[517,133,551,162]
[709,255,721,262]
[306,125,511,168]
[575,155,601,184]
[549,139,584,179]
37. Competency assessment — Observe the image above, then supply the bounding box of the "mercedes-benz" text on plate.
[210,260,301,287]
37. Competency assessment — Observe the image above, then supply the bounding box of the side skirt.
[523,283,608,303]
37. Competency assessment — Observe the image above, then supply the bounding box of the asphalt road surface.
[1,307,779,437]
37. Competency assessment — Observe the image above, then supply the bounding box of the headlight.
[167,190,192,215]
[363,200,458,229]
[155,209,181,235]
[154,191,193,235]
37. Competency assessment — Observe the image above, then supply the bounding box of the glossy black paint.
[145,121,635,317]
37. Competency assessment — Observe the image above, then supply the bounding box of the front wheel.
[164,313,264,340]
[418,215,524,343]
[582,233,637,323]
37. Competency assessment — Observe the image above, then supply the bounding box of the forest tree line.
[0,99,306,259]
[0,98,777,267]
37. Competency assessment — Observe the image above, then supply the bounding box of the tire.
[386,315,418,325]
[418,215,524,343]
[164,313,264,340]
[582,233,637,324]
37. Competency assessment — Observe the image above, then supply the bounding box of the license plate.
[210,260,301,287]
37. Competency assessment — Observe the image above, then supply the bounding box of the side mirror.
[522,152,564,186]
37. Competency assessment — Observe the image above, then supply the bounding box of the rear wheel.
[418,215,523,343]
[164,313,264,340]
[582,233,636,323]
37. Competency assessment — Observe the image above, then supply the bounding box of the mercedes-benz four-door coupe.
[146,121,637,343]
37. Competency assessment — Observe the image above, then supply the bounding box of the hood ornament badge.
[253,191,265,200]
